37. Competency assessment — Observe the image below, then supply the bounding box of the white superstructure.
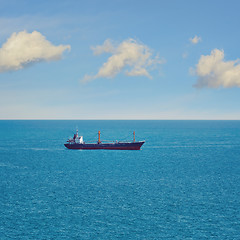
[68,130,84,144]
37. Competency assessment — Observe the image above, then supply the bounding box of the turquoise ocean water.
[0,120,240,239]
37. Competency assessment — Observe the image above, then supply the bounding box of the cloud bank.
[190,35,201,44]
[82,38,163,82]
[194,49,240,88]
[0,30,70,73]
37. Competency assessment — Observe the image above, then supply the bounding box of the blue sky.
[1,0,240,119]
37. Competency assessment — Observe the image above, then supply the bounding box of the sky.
[1,0,240,119]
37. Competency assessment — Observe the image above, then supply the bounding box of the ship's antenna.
[98,130,101,144]
[133,131,135,142]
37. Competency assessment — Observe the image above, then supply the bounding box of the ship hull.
[64,141,145,150]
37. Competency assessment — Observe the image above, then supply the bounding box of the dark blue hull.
[64,141,145,150]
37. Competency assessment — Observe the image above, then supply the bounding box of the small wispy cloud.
[0,30,70,73]
[190,35,201,44]
[82,38,164,83]
[193,49,240,88]
[182,52,188,59]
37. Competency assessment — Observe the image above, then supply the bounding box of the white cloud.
[190,35,201,44]
[91,39,116,55]
[82,38,163,82]
[0,30,70,73]
[193,49,240,88]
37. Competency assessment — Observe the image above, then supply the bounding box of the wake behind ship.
[64,130,145,150]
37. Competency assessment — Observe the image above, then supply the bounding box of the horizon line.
[1,119,240,121]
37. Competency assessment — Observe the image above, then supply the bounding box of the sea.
[0,120,240,239]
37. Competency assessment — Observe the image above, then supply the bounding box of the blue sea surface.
[0,120,240,239]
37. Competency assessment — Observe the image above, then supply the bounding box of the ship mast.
[98,130,101,144]
[133,131,135,142]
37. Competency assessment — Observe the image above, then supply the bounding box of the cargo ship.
[64,130,145,150]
